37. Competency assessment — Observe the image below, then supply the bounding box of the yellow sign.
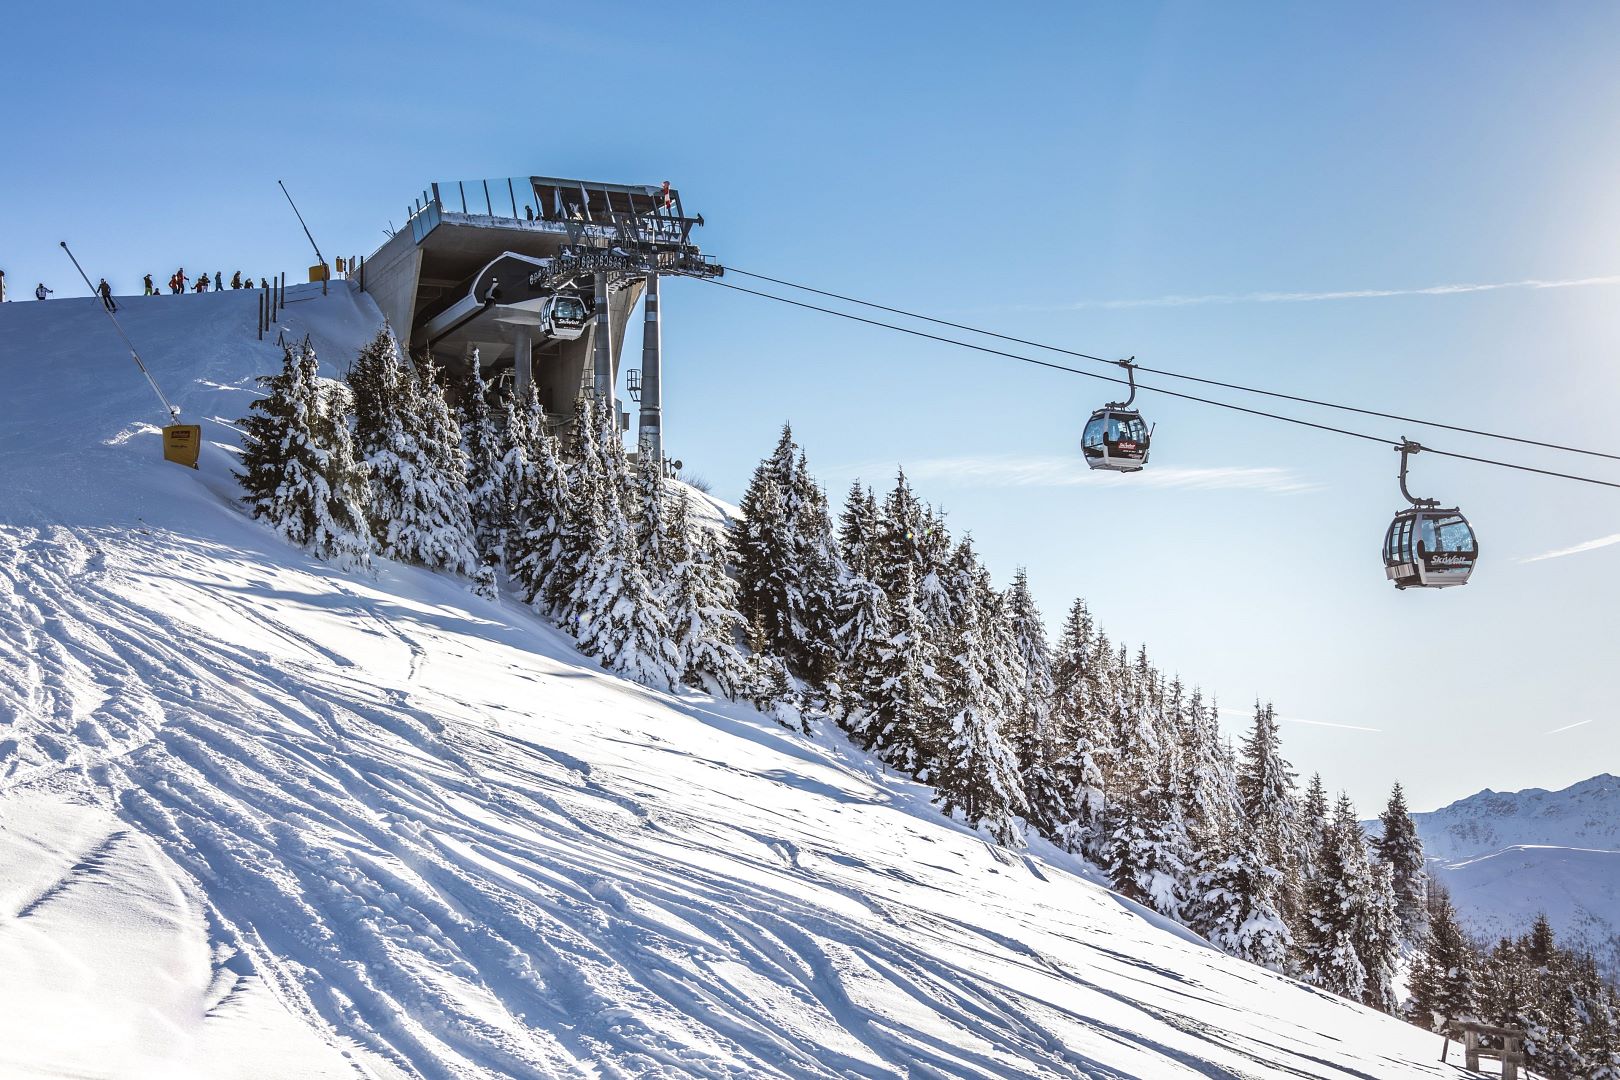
[162,424,202,469]
[308,263,329,282]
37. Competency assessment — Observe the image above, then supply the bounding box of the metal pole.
[280,272,286,313]
[277,180,327,295]
[483,179,492,217]
[507,177,518,219]
[638,271,662,464]
[258,291,265,339]
[59,241,179,421]
[592,272,613,418]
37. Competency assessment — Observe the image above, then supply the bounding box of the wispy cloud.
[1520,532,1620,564]
[1056,274,1620,311]
[1216,707,1381,734]
[1546,718,1596,736]
[828,456,1318,495]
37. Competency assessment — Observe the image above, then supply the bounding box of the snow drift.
[0,283,1466,1077]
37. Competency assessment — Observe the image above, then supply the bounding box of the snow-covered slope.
[0,284,1467,1077]
[1406,775,1620,981]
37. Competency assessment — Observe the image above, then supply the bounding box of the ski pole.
[59,241,180,422]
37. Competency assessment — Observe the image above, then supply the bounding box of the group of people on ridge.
[153,269,269,295]
[7,267,275,305]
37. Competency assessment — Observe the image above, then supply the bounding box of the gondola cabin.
[539,294,589,341]
[1383,507,1478,589]
[1082,408,1151,472]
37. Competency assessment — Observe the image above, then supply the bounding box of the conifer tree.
[831,482,891,685]
[631,442,674,586]
[1406,885,1478,1031]
[455,350,506,582]
[744,614,803,731]
[1299,772,1329,888]
[348,328,476,574]
[563,399,680,688]
[848,563,938,775]
[1179,687,1238,856]
[1049,597,1109,854]
[238,339,373,567]
[552,391,608,623]
[664,489,748,697]
[1237,701,1302,940]
[1372,781,1428,945]
[837,481,881,582]
[1004,569,1072,843]
[1189,821,1294,971]
[1300,793,1374,1002]
[932,538,1027,845]
[732,425,837,681]
[506,389,571,610]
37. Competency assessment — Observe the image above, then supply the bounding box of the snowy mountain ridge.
[1393,774,1620,983]
[0,283,1470,1078]
[1411,772,1620,862]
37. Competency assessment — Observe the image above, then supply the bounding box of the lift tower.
[360,176,721,463]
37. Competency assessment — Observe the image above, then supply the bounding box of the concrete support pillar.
[512,324,533,399]
[638,271,662,464]
[592,273,614,415]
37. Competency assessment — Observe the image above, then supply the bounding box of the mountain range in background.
[1402,774,1620,982]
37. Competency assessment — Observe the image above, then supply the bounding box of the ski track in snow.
[0,286,1466,1079]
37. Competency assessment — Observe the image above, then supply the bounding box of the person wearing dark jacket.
[97,278,117,312]
[35,283,52,301]
[143,273,154,296]
[230,271,242,290]
[214,271,223,291]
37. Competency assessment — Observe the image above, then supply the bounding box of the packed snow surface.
[0,284,1469,1077]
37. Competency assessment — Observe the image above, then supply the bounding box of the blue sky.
[7,2,1618,813]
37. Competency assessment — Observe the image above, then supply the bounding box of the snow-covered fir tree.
[1048,597,1109,855]
[1236,701,1301,939]
[1189,820,1294,972]
[347,328,477,574]
[1371,781,1427,945]
[932,537,1027,845]
[1188,701,1300,971]
[561,398,680,688]
[1299,792,1398,1010]
[630,442,674,586]
[1178,687,1238,874]
[848,562,939,775]
[506,387,571,611]
[1003,569,1073,844]
[1102,658,1190,920]
[663,489,748,697]
[1405,884,1477,1031]
[237,338,372,567]
[454,350,506,588]
[731,425,838,683]
[744,614,803,731]
[1298,771,1329,889]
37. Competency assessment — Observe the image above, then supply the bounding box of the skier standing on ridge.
[194,275,209,293]
[35,282,52,301]
[230,271,242,289]
[143,273,154,295]
[260,277,268,290]
[97,278,117,312]
[171,268,186,294]
[214,271,223,291]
